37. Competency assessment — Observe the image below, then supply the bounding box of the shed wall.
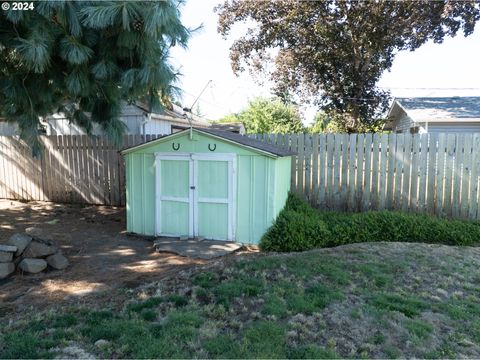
[273,156,292,217]
[125,153,156,235]
[235,155,276,244]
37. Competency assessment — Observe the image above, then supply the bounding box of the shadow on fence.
[0,135,160,206]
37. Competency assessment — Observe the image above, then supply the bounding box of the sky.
[170,0,480,125]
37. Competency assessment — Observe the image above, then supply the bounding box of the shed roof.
[121,128,296,157]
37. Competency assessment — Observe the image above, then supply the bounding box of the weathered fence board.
[1,133,480,220]
[0,135,138,206]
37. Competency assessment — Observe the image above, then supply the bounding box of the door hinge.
[190,186,196,190]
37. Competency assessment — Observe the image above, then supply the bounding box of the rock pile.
[0,233,69,279]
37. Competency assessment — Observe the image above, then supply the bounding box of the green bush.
[260,193,480,252]
[260,209,331,252]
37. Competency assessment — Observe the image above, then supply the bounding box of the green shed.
[121,128,294,244]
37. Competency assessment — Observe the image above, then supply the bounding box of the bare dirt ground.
[0,199,205,315]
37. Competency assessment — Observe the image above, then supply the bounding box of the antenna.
[183,80,212,139]
[183,80,212,115]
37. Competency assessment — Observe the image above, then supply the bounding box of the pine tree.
[0,1,189,153]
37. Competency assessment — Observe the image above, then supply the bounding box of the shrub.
[260,209,331,252]
[260,193,480,252]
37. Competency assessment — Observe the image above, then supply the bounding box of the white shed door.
[155,153,236,240]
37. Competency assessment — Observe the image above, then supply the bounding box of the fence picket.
[410,134,420,212]
[355,134,365,211]
[371,134,380,210]
[333,134,342,210]
[469,134,480,219]
[394,134,404,209]
[304,134,312,201]
[326,134,335,209]
[297,134,305,196]
[363,134,372,211]
[341,134,349,211]
[452,134,464,218]
[461,134,473,218]
[289,134,298,193]
[386,134,396,210]
[347,134,356,211]
[402,134,412,212]
[435,134,446,216]
[312,135,319,207]
[418,135,429,213]
[444,134,456,217]
[426,134,438,214]
[319,134,327,209]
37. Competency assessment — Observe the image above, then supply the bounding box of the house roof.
[384,96,480,130]
[121,128,296,157]
[133,102,210,126]
[210,122,246,134]
[390,97,480,122]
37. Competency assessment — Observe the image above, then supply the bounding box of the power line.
[182,89,232,113]
[379,86,480,90]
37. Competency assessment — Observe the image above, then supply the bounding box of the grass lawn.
[2,242,480,359]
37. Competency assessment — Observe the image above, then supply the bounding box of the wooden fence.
[0,135,161,206]
[250,133,480,220]
[1,133,479,220]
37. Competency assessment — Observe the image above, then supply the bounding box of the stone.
[0,251,13,262]
[0,244,17,253]
[8,233,32,256]
[46,253,69,270]
[18,258,47,273]
[25,227,54,243]
[154,238,242,259]
[0,262,15,279]
[94,339,110,349]
[23,241,57,258]
[25,226,43,237]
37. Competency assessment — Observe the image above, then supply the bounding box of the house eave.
[412,118,480,123]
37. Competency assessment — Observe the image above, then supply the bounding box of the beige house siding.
[427,122,480,133]
[394,114,415,133]
[5,103,210,136]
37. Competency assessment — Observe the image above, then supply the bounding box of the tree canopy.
[216,0,480,131]
[218,97,304,134]
[308,111,385,134]
[0,1,189,152]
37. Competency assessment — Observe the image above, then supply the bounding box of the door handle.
[190,186,196,190]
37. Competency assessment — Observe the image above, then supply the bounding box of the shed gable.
[122,129,287,158]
